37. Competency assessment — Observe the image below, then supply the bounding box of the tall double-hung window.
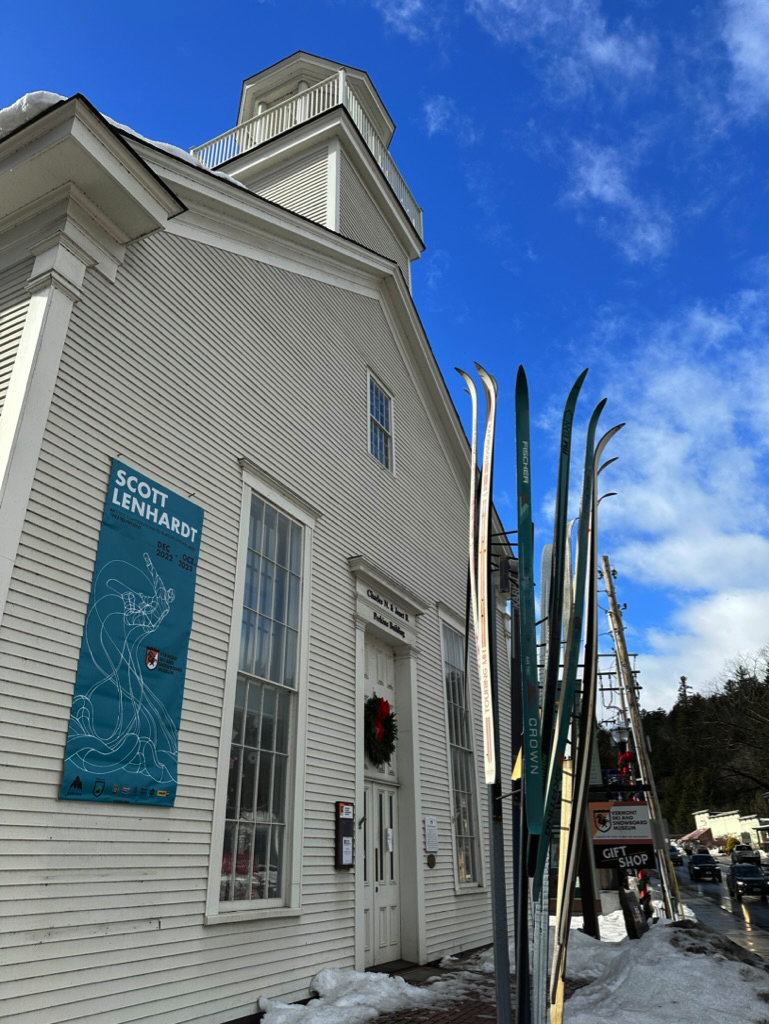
[442,622,480,885]
[218,490,306,906]
[369,374,392,470]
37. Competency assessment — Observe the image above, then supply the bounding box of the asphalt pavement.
[673,854,769,961]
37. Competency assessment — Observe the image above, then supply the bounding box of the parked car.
[688,854,722,882]
[669,846,683,866]
[726,864,769,902]
[731,844,761,865]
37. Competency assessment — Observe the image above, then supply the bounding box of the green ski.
[531,396,607,898]
[515,366,543,835]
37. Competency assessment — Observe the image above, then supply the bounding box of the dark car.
[731,844,761,865]
[727,864,769,901]
[669,846,683,866]
[688,853,722,882]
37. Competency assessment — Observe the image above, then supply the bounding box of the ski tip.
[474,363,498,394]
[591,397,608,420]
[596,422,625,449]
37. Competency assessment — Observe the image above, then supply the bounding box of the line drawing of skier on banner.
[65,552,178,784]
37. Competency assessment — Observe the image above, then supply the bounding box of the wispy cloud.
[629,590,768,710]
[585,280,769,706]
[422,248,451,289]
[423,95,482,144]
[566,141,673,262]
[720,0,768,119]
[466,0,657,97]
[371,0,447,41]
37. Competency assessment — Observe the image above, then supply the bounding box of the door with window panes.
[363,636,401,965]
[363,780,400,966]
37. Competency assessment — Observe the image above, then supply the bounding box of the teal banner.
[59,460,204,806]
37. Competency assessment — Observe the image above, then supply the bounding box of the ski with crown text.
[515,366,543,835]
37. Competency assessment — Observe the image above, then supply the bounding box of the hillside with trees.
[637,649,769,834]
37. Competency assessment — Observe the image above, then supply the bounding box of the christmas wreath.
[364,693,398,766]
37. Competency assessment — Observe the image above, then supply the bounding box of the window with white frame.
[369,375,392,469]
[442,623,480,884]
[219,493,304,904]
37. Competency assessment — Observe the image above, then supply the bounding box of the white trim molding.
[204,458,318,924]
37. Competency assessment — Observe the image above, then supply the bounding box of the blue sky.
[2,0,766,711]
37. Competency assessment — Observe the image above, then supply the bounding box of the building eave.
[214,106,424,255]
[0,95,186,244]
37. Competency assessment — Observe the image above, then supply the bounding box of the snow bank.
[0,91,66,137]
[257,912,769,1024]
[258,966,486,1024]
[566,919,769,1023]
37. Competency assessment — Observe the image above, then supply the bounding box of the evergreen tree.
[638,648,769,835]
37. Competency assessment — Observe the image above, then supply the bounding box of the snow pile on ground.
[257,912,769,1024]
[258,966,488,1024]
[566,919,769,1023]
[0,91,66,137]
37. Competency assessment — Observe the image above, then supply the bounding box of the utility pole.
[601,555,678,920]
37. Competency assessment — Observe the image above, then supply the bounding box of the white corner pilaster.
[0,235,92,628]
[326,139,341,233]
[395,645,426,964]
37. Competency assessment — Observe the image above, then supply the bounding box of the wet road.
[672,856,769,960]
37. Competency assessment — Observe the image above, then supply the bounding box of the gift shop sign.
[590,801,654,870]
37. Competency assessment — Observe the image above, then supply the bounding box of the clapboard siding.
[0,259,31,418]
[251,146,328,225]
[338,152,410,278]
[0,226,510,1023]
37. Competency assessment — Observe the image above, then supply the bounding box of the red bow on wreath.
[374,698,390,742]
[364,693,397,766]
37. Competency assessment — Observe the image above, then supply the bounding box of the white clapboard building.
[0,53,513,1024]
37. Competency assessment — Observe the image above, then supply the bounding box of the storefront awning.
[679,827,713,842]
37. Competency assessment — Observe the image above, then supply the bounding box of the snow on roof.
[0,91,247,191]
[0,91,67,137]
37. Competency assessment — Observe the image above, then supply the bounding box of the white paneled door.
[363,780,401,966]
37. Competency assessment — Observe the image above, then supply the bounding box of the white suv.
[731,844,761,865]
